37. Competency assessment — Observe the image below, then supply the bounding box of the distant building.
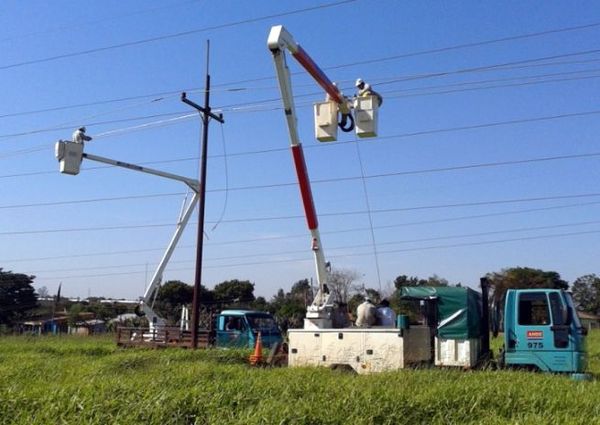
[69,319,106,335]
[577,311,600,330]
[22,316,69,335]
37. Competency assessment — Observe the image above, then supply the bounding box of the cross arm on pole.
[181,92,224,123]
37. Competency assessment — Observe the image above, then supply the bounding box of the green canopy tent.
[400,286,482,339]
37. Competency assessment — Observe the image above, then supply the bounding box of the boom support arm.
[55,140,200,329]
[268,25,346,328]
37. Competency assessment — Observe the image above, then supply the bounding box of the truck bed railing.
[116,326,210,348]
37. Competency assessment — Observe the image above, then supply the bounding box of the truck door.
[217,315,250,348]
[514,291,573,372]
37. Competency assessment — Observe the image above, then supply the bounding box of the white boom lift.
[55,139,199,330]
[267,25,379,329]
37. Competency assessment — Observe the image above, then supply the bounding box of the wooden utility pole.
[181,40,224,349]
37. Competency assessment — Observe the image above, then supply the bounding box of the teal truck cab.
[216,310,283,349]
[501,288,587,374]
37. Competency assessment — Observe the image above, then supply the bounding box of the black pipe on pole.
[182,40,224,349]
[480,276,491,360]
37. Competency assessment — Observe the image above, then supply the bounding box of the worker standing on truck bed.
[356,298,377,327]
[377,299,396,327]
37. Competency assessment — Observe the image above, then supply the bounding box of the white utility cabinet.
[314,101,339,142]
[435,337,480,368]
[55,141,83,175]
[354,95,379,138]
[288,326,431,374]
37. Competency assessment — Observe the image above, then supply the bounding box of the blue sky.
[2,0,600,300]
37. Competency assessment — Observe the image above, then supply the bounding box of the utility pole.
[181,40,224,349]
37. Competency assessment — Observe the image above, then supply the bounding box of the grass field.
[0,332,599,424]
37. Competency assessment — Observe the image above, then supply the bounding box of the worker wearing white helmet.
[355,78,383,106]
[72,126,92,144]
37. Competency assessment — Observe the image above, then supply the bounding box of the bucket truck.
[55,138,199,331]
[267,26,588,377]
[267,25,380,329]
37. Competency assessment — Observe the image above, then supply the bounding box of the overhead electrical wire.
[0,0,201,43]
[3,29,600,121]
[2,47,600,145]
[3,192,600,236]
[0,0,357,71]
[7,198,600,265]
[2,150,600,205]
[25,218,600,276]
[31,228,600,281]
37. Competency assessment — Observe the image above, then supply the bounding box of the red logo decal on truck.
[527,330,543,339]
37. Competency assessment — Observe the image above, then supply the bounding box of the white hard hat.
[355,78,364,87]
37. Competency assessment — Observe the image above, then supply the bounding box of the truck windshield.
[246,315,279,333]
[565,293,582,328]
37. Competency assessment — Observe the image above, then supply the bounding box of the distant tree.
[36,286,49,298]
[328,268,361,304]
[0,269,38,326]
[154,280,194,324]
[67,303,84,326]
[348,293,365,318]
[393,274,450,290]
[485,267,568,304]
[251,296,269,311]
[269,286,306,332]
[289,279,313,306]
[426,274,450,287]
[365,288,381,304]
[572,274,600,314]
[212,279,255,304]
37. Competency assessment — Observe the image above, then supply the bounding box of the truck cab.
[216,310,282,349]
[503,289,586,373]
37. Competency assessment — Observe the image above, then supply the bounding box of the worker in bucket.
[356,297,377,327]
[355,78,383,106]
[376,299,396,327]
[72,126,92,144]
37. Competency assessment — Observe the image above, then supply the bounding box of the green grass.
[1,333,600,424]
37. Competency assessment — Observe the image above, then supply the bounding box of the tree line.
[1,266,600,331]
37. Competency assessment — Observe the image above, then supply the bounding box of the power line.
[0,192,185,210]
[2,150,600,207]
[3,47,600,142]
[3,98,600,162]
[31,228,600,280]
[326,22,600,71]
[3,30,600,121]
[25,218,600,276]
[0,0,200,43]
[3,192,600,236]
[0,0,357,71]
[7,199,600,264]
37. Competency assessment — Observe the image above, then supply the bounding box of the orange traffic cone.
[249,332,263,366]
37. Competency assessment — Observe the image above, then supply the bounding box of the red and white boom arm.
[268,25,350,327]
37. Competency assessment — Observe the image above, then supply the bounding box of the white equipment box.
[55,141,83,175]
[314,101,338,142]
[288,326,431,374]
[354,95,379,138]
[435,337,480,368]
